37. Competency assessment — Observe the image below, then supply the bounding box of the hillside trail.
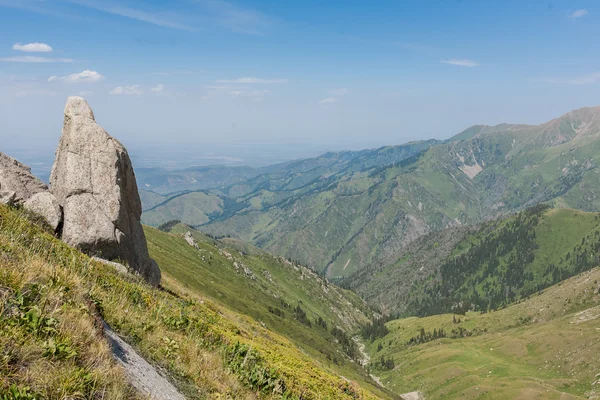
[103,322,186,400]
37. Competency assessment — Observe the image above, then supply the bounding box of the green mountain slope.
[361,265,600,399]
[345,205,600,317]
[0,204,389,399]
[141,191,233,227]
[144,222,395,397]
[195,105,600,279]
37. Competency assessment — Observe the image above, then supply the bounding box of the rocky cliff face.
[50,97,160,286]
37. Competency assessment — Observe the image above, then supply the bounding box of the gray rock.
[91,256,129,275]
[0,191,17,206]
[0,152,47,205]
[24,192,63,232]
[50,97,161,286]
[184,231,199,249]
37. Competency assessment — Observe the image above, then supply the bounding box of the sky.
[1,0,599,169]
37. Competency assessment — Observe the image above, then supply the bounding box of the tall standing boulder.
[50,97,161,286]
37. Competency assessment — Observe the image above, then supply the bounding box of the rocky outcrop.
[184,231,199,249]
[0,152,48,205]
[24,192,63,232]
[50,97,161,286]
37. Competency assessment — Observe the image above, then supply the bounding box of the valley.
[140,106,600,281]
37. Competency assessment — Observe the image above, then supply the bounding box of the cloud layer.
[569,9,588,18]
[110,85,143,95]
[1,56,73,63]
[441,59,479,67]
[48,70,104,83]
[12,42,53,52]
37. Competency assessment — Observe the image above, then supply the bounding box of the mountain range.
[140,105,600,281]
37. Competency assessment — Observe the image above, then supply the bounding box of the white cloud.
[12,42,53,52]
[217,77,288,84]
[441,59,479,67]
[48,70,104,83]
[0,56,73,63]
[569,9,588,18]
[318,97,338,104]
[110,85,143,95]
[151,84,164,92]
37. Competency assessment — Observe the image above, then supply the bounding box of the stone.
[24,192,63,232]
[0,191,17,206]
[50,97,161,286]
[184,231,199,249]
[0,152,48,205]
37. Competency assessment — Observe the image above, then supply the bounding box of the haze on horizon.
[1,0,599,169]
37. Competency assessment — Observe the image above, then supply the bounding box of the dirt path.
[103,323,186,400]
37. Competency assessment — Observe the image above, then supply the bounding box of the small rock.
[24,192,63,232]
[0,191,16,206]
[0,152,47,205]
[184,231,199,249]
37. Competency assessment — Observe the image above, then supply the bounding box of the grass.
[0,204,386,399]
[147,223,392,398]
[364,266,600,399]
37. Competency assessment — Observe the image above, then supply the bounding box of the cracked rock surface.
[0,151,48,205]
[50,96,161,286]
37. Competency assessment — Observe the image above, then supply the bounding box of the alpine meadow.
[2,1,600,399]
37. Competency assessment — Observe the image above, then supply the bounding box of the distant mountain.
[200,105,600,275]
[135,165,259,194]
[141,105,600,281]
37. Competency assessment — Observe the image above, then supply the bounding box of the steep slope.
[361,265,600,399]
[0,204,389,399]
[198,105,600,278]
[144,223,397,398]
[345,206,600,317]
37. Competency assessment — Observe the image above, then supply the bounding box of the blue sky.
[1,0,599,167]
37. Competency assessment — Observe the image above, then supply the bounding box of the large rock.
[50,97,161,286]
[0,152,48,205]
[24,192,63,232]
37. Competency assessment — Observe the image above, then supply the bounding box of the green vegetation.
[364,266,600,399]
[344,206,600,318]
[150,105,600,284]
[0,204,387,399]
[145,223,394,397]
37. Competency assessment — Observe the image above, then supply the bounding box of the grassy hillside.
[0,204,389,399]
[144,223,395,398]
[141,191,230,227]
[344,206,600,317]
[362,265,600,399]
